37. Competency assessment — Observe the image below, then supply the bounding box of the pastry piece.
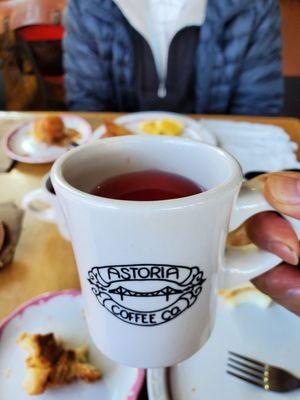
[219,282,272,309]
[18,333,101,395]
[32,116,65,144]
[102,119,133,138]
[32,116,80,146]
[227,224,251,246]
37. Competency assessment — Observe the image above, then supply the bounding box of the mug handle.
[219,182,300,289]
[22,189,56,223]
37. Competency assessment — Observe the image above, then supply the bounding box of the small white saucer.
[0,290,144,400]
[148,299,300,400]
[2,115,92,164]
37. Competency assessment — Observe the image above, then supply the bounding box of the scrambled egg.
[139,119,184,136]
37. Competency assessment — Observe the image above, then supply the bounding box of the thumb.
[264,172,300,219]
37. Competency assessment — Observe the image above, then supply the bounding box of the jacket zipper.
[157,81,167,98]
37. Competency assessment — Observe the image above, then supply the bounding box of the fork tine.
[227,370,265,388]
[227,362,263,380]
[229,351,266,368]
[228,357,264,374]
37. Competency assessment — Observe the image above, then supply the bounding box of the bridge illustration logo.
[87,264,206,326]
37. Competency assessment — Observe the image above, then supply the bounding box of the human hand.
[246,172,300,315]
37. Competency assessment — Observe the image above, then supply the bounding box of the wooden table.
[0,112,299,400]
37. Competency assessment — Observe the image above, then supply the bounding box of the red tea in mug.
[90,169,204,201]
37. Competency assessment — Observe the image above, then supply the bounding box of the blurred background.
[281,0,300,116]
[0,0,298,115]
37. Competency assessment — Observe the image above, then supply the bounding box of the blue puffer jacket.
[64,0,283,115]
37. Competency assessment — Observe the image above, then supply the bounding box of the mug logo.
[87,264,206,326]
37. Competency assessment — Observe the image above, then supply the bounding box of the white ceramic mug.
[51,136,300,368]
[22,174,70,241]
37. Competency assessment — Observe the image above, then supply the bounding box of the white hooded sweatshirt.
[113,0,207,97]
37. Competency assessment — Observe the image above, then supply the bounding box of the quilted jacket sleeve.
[230,0,283,116]
[63,0,116,111]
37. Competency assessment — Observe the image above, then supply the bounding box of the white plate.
[92,112,216,145]
[2,115,92,164]
[0,290,144,400]
[147,300,300,400]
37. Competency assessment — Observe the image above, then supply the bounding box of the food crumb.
[18,332,101,395]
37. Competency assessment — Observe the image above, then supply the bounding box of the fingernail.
[267,241,299,265]
[268,175,300,204]
[286,287,300,300]
[284,288,300,315]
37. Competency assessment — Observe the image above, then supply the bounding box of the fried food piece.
[102,119,133,138]
[18,333,101,395]
[60,128,80,146]
[32,117,80,146]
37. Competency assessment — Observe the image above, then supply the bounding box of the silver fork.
[227,351,300,393]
